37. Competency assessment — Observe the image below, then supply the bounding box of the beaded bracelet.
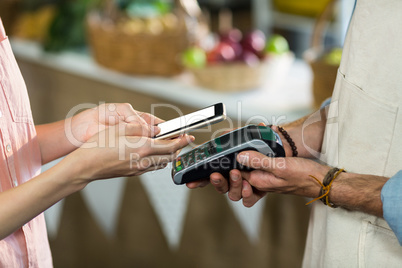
[277,126,298,157]
[306,167,346,208]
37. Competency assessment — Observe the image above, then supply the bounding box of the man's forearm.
[329,172,388,217]
[280,107,328,158]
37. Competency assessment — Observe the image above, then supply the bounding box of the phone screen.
[157,106,216,137]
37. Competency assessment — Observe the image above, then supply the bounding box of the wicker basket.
[190,62,266,92]
[190,52,294,92]
[86,1,202,76]
[303,0,339,109]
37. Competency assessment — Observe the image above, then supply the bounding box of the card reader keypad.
[176,142,216,171]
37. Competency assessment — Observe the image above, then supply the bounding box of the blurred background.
[0,0,354,267]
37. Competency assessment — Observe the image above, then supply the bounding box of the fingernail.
[232,173,240,181]
[238,153,249,163]
[212,179,221,184]
[183,134,195,142]
[152,125,160,135]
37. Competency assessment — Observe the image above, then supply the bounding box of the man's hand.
[210,170,268,207]
[210,151,388,216]
[204,151,330,207]
[236,151,329,197]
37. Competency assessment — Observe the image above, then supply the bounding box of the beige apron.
[303,0,402,267]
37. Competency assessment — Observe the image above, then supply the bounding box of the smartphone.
[154,103,226,139]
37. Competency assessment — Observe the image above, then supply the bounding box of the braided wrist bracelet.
[306,167,346,208]
[277,126,298,157]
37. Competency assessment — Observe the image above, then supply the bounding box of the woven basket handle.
[176,0,202,18]
[310,0,338,51]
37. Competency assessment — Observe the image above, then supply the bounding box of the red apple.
[220,28,243,44]
[237,50,260,67]
[225,40,243,59]
[207,42,236,63]
[241,30,266,55]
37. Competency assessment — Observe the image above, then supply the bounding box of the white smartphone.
[154,103,226,139]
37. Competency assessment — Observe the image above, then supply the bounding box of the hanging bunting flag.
[140,163,190,250]
[227,196,266,244]
[81,178,127,238]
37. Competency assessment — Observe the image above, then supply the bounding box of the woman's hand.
[63,122,194,187]
[69,103,163,145]
[36,103,165,164]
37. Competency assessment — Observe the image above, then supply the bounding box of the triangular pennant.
[140,163,190,250]
[227,196,266,244]
[81,178,127,238]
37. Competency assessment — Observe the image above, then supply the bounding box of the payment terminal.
[172,125,285,185]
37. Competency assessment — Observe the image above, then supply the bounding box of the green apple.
[324,48,343,65]
[265,34,289,55]
[181,47,206,69]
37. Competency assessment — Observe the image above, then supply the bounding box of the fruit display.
[182,30,290,69]
[181,29,292,91]
[117,13,180,35]
[86,0,203,76]
[114,0,180,35]
[117,0,172,17]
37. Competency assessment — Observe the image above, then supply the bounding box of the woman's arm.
[0,124,192,239]
[35,120,77,164]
